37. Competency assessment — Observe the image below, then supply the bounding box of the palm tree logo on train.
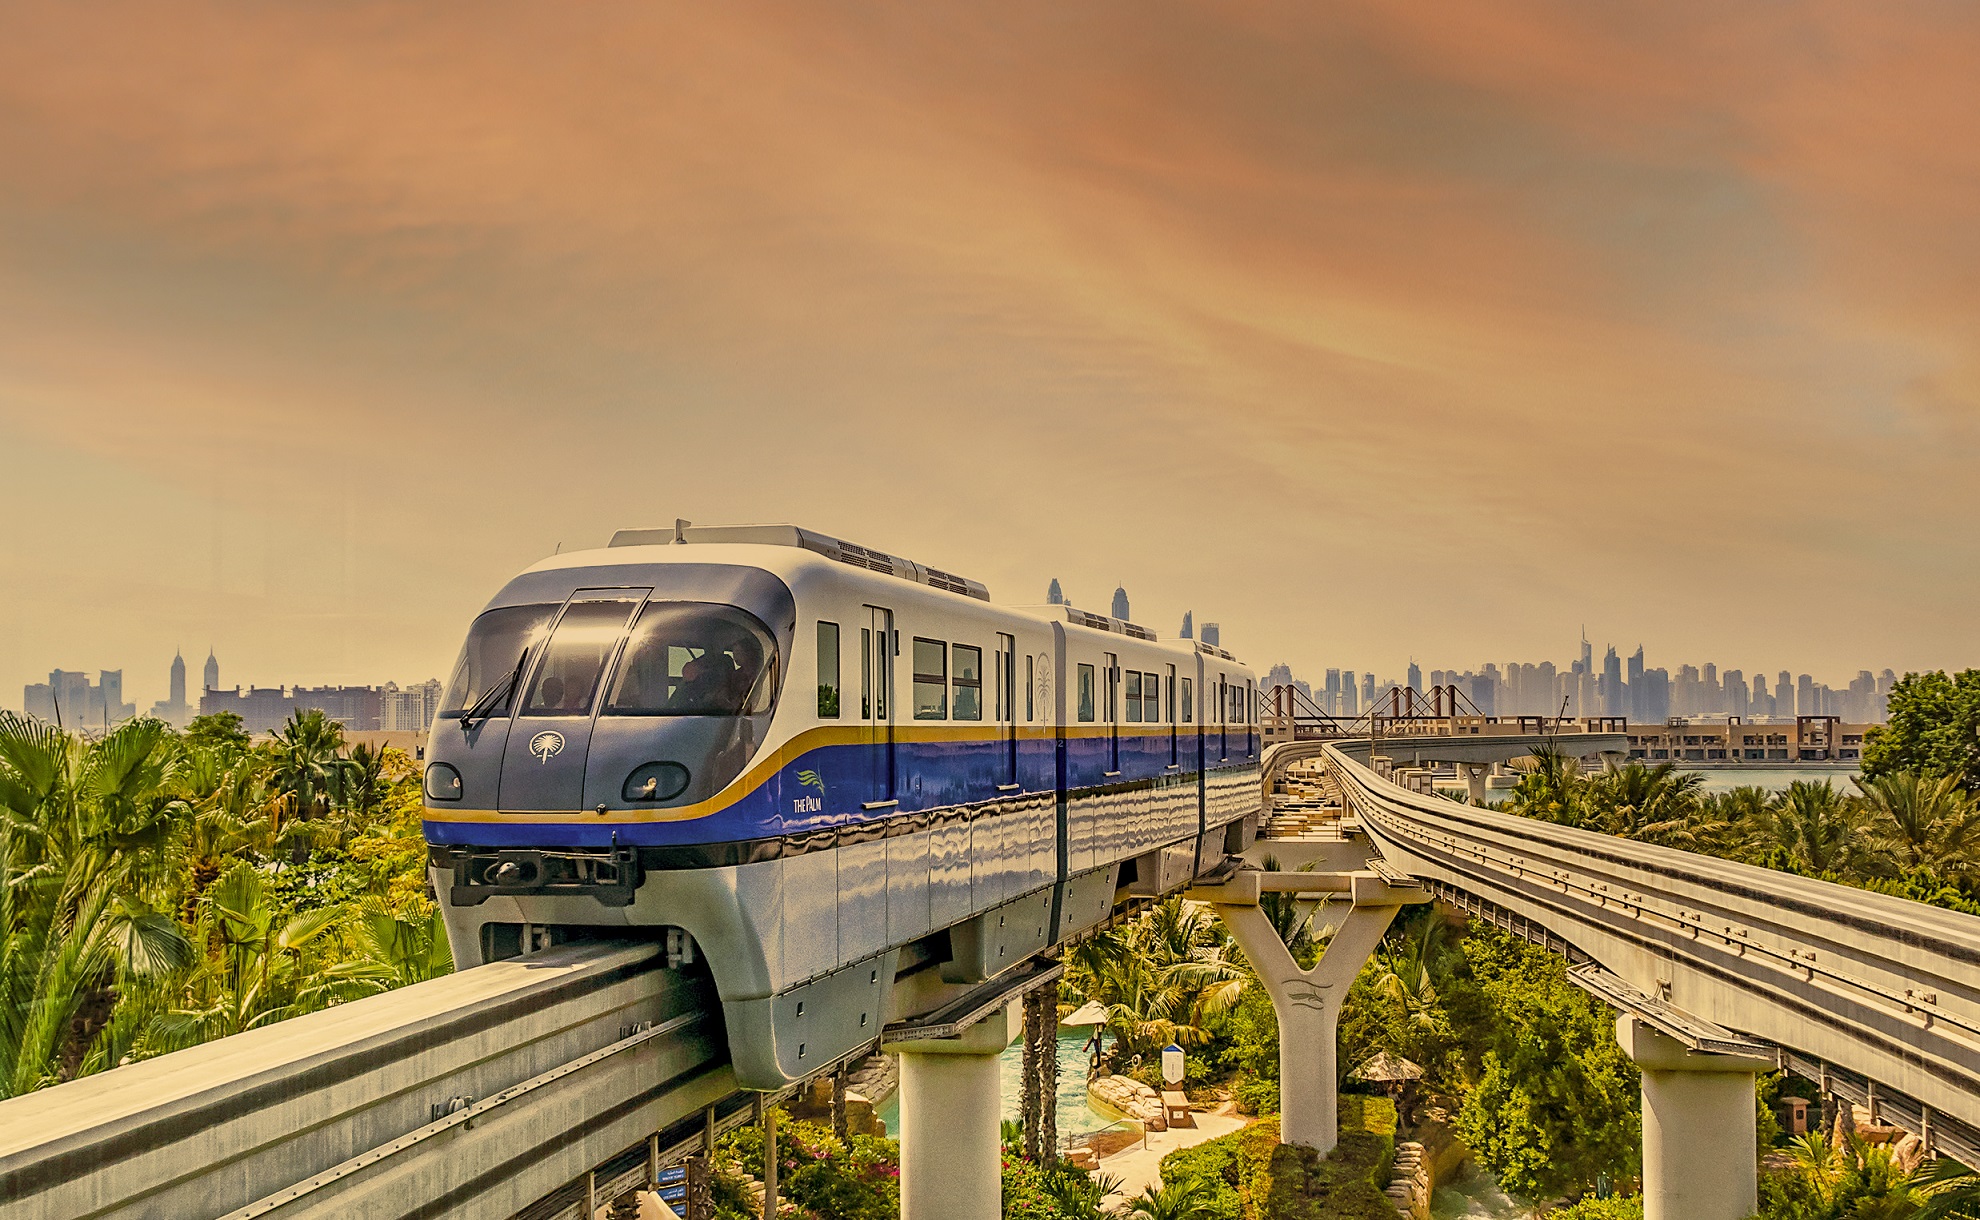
[794,768,825,814]
[528,730,565,764]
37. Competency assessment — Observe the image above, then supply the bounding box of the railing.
[1322,738,1980,1167]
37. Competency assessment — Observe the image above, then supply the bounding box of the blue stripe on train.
[424,731,1258,848]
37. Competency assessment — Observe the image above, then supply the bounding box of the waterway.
[1676,766,1857,794]
[873,1030,1130,1142]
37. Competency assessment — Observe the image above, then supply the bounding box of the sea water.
[873,1030,1127,1142]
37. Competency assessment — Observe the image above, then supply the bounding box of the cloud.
[0,0,1974,704]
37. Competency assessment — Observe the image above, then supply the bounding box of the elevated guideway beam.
[0,942,737,1220]
[1320,739,1980,1167]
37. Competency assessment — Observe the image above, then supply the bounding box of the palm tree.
[0,714,194,1094]
[1506,745,1586,827]
[354,899,453,986]
[265,710,356,860]
[1750,780,1866,877]
[147,860,369,1050]
[1125,1176,1216,1220]
[1371,910,1447,1034]
[1046,1168,1121,1220]
[1856,771,1980,878]
[1911,1155,1980,1220]
[1589,762,1714,847]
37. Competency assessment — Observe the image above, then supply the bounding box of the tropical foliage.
[0,709,446,1096]
[1494,747,1980,917]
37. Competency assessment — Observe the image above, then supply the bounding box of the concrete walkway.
[1096,1109,1250,1207]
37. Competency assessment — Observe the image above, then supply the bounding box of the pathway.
[1095,1105,1250,1207]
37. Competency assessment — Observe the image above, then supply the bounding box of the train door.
[861,607,896,807]
[496,590,647,812]
[1167,664,1179,769]
[997,633,1018,789]
[1104,651,1120,775]
[1218,672,1229,762]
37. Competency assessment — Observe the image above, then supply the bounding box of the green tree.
[1125,1176,1217,1220]
[1854,771,1980,878]
[1505,745,1588,827]
[1861,670,1980,791]
[147,860,372,1049]
[1587,762,1716,848]
[1449,930,1640,1204]
[1749,781,1867,877]
[0,714,194,1094]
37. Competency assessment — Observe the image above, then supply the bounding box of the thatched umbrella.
[1350,1051,1424,1085]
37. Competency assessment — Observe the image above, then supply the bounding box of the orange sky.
[1,1,1975,704]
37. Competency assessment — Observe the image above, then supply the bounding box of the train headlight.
[622,761,691,803]
[424,762,464,801]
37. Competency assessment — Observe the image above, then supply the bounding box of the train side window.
[953,644,983,720]
[817,622,840,718]
[1026,654,1035,721]
[1181,677,1193,723]
[1077,664,1096,722]
[1124,671,1143,723]
[1143,671,1160,722]
[913,638,948,719]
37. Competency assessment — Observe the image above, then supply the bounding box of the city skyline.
[9,626,1943,728]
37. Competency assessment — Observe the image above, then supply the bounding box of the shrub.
[1232,1072,1280,1116]
[1159,1139,1244,1220]
[1550,1197,1643,1219]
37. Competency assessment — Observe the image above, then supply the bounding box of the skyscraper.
[1179,611,1193,639]
[1406,660,1422,691]
[1201,623,1220,647]
[1775,672,1793,714]
[204,649,220,693]
[1602,647,1623,716]
[1111,585,1130,621]
[150,650,193,728]
[1580,629,1592,675]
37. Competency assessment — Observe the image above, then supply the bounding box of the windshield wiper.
[461,648,529,732]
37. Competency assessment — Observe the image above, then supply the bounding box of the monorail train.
[423,524,1261,1088]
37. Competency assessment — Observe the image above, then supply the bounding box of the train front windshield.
[601,603,778,718]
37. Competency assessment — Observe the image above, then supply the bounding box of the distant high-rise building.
[1775,672,1793,715]
[204,649,220,693]
[1406,660,1422,691]
[1797,673,1814,717]
[149,649,194,728]
[1361,673,1376,706]
[1580,629,1592,675]
[1201,622,1220,648]
[1602,647,1623,716]
[1723,668,1747,718]
[1341,673,1359,718]
[22,668,135,731]
[1179,611,1193,639]
[1111,586,1130,621]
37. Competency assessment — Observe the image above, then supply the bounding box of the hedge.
[1157,1096,1399,1220]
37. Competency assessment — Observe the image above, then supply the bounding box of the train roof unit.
[608,522,989,602]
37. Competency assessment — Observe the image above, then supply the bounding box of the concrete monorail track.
[0,942,738,1220]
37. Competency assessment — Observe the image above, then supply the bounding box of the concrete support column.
[1461,764,1488,804]
[1216,902,1401,1153]
[1617,1017,1773,1220]
[894,1002,1019,1220]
